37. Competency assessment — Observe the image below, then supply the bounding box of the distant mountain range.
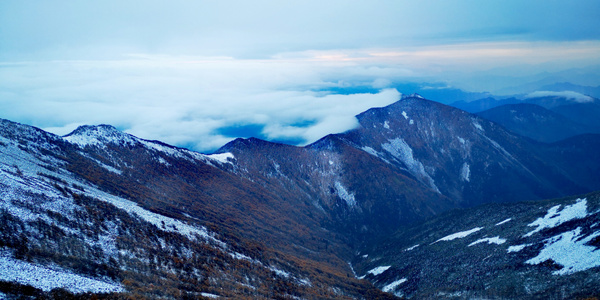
[1,94,599,299]
[451,97,522,113]
[449,91,600,144]
[476,103,597,143]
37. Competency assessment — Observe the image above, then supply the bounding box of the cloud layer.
[1,1,600,152]
[525,91,595,103]
[2,40,600,152]
[0,57,404,151]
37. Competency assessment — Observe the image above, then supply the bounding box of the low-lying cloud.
[525,91,595,103]
[0,57,402,152]
[2,41,600,152]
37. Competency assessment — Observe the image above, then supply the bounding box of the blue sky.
[1,1,599,151]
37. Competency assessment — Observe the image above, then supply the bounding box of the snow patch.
[0,254,123,293]
[139,140,180,156]
[496,218,512,226]
[404,244,419,251]
[468,236,506,247]
[361,146,378,157]
[401,111,409,119]
[383,121,390,129]
[229,252,252,261]
[207,152,235,165]
[200,292,220,298]
[382,278,407,293]
[507,244,531,253]
[157,157,170,166]
[472,121,484,131]
[367,265,391,276]
[460,162,470,182]
[434,227,483,243]
[348,262,359,278]
[298,278,312,287]
[361,146,389,163]
[409,119,414,125]
[382,138,439,193]
[524,198,588,237]
[526,227,600,275]
[269,266,290,278]
[334,181,356,207]
[96,160,122,175]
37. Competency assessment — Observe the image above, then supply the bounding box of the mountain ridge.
[214,95,600,245]
[1,94,600,299]
[476,103,598,143]
[1,116,394,299]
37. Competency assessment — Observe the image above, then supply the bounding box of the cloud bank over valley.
[1,1,599,151]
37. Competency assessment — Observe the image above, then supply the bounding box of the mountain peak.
[401,93,425,100]
[69,124,119,134]
[63,124,138,147]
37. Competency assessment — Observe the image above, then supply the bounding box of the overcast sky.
[1,1,599,152]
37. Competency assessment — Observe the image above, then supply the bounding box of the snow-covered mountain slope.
[0,123,305,298]
[352,192,600,299]
[0,119,391,299]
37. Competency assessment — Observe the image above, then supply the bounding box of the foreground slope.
[353,191,600,299]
